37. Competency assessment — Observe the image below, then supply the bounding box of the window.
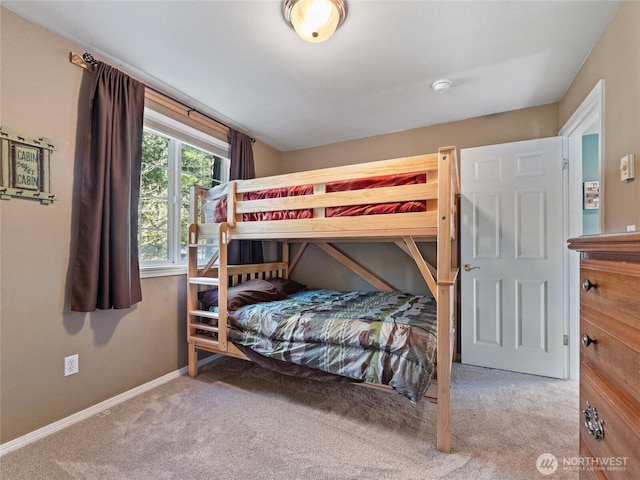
[139,108,229,277]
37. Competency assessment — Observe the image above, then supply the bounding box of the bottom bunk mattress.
[226,289,438,402]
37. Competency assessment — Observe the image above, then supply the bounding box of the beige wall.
[559,0,640,233]
[0,8,280,444]
[281,104,558,172]
[253,140,283,178]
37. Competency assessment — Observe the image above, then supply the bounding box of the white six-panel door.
[460,137,565,378]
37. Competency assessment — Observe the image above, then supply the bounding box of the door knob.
[463,264,480,272]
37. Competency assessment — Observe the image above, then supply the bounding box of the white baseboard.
[0,354,222,457]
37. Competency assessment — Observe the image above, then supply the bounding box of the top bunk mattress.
[203,172,428,223]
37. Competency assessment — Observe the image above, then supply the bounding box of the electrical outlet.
[64,354,79,376]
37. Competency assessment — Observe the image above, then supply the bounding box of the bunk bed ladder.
[187,222,229,377]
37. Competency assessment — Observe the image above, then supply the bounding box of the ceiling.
[3,1,620,152]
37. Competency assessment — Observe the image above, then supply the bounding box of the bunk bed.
[186,146,459,453]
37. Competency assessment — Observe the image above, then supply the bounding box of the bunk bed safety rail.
[232,155,436,215]
[223,154,442,239]
[236,153,439,192]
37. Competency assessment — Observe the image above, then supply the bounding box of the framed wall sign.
[0,127,55,204]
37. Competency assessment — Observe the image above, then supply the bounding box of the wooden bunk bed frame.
[186,146,459,453]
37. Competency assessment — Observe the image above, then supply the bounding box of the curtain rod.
[69,52,255,143]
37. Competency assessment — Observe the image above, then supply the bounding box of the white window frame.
[140,108,229,278]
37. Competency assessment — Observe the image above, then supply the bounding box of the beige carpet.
[1,359,578,479]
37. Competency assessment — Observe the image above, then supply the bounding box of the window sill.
[140,264,187,278]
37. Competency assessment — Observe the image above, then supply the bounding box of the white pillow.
[202,183,228,223]
[205,182,228,201]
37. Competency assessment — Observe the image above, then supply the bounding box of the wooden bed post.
[282,240,289,279]
[437,284,452,453]
[436,146,456,453]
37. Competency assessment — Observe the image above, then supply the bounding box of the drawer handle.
[582,334,597,348]
[582,279,598,292]
[583,401,604,440]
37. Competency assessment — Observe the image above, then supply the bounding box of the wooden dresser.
[568,233,640,480]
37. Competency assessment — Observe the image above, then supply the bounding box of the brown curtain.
[70,62,145,311]
[228,128,263,264]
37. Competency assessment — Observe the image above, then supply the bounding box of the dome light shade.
[284,0,347,43]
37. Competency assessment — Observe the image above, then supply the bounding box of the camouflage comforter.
[227,289,437,402]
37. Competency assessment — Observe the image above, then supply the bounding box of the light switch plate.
[620,154,635,181]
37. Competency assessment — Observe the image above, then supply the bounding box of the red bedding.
[211,173,427,223]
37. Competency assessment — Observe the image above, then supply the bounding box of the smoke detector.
[432,79,452,94]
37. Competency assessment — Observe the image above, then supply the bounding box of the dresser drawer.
[580,363,640,480]
[581,305,640,401]
[580,441,608,480]
[580,260,640,331]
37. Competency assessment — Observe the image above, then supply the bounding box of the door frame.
[559,79,605,380]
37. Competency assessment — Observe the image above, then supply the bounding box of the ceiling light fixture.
[283,0,347,43]
[432,79,452,94]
